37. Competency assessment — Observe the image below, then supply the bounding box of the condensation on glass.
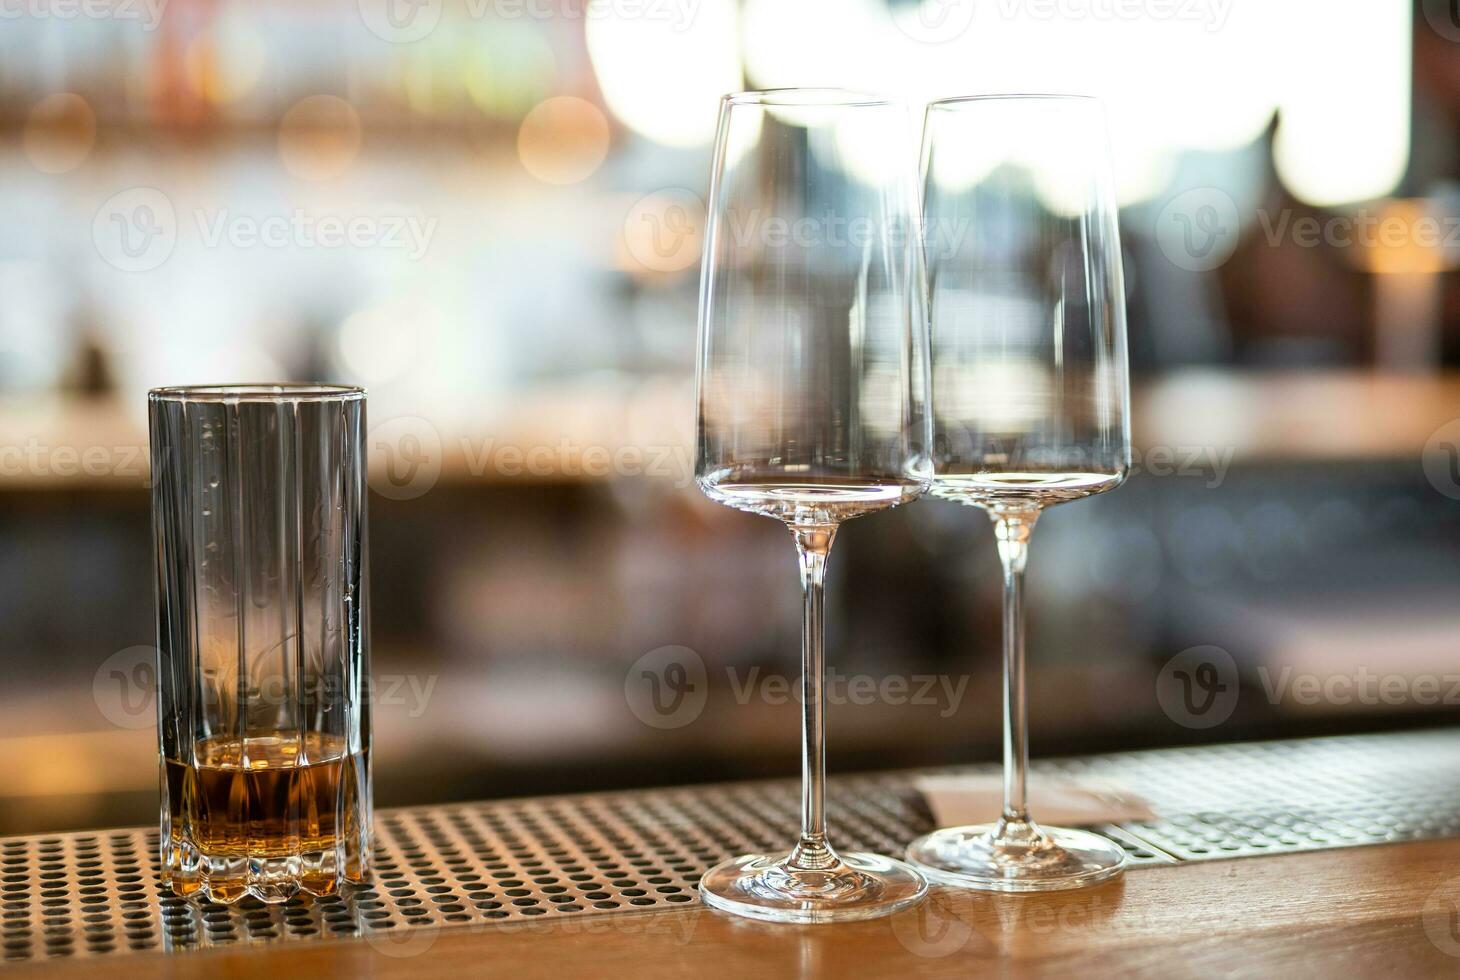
[149,384,371,904]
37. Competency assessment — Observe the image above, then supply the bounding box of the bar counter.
[4,729,1459,977]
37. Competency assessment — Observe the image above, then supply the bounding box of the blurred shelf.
[1134,369,1460,462]
[0,369,1456,492]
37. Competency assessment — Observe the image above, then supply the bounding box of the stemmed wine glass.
[905,95,1132,891]
[694,89,931,923]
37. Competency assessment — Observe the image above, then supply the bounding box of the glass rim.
[148,383,366,403]
[722,88,896,109]
[926,93,1100,111]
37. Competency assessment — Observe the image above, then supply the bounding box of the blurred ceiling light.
[340,305,418,384]
[278,95,363,182]
[739,0,1409,211]
[824,112,916,187]
[517,96,611,185]
[742,0,874,91]
[22,93,95,174]
[585,0,739,147]
[1274,1,1411,207]
[184,16,267,106]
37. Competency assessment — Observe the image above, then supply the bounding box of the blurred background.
[2,0,1460,834]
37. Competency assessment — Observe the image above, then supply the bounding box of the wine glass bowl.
[906,94,1133,892]
[693,89,931,923]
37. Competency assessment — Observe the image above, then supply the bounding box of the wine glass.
[905,94,1132,891]
[694,89,931,923]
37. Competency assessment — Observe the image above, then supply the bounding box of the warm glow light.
[22,93,95,174]
[741,0,879,92]
[185,16,267,106]
[737,0,1411,209]
[584,0,740,147]
[1274,1,1412,207]
[278,96,362,181]
[517,97,611,185]
[618,189,705,276]
[1356,201,1448,276]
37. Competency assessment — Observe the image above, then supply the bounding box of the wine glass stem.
[994,512,1039,841]
[791,525,837,871]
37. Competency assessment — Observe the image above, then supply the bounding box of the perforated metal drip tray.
[4,729,1459,963]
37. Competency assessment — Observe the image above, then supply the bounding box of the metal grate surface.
[2,729,1457,963]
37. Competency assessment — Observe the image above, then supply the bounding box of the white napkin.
[915,774,1156,827]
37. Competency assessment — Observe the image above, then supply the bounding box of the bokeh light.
[22,93,96,175]
[618,189,705,276]
[278,95,363,181]
[1274,1,1412,206]
[517,97,611,186]
[730,0,1410,209]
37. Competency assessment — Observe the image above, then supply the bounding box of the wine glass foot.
[905,824,1126,893]
[699,851,928,923]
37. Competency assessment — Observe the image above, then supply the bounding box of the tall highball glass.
[150,384,371,904]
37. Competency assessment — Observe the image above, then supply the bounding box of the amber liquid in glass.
[163,732,368,902]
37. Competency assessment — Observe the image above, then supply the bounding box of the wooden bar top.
[14,838,1460,978]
